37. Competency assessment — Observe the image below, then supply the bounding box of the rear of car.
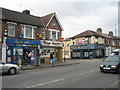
[99,55,120,73]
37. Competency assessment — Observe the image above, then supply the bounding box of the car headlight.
[111,66,117,68]
[100,65,103,67]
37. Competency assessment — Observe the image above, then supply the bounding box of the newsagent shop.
[6,38,41,65]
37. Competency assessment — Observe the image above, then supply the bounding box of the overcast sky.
[0,0,119,38]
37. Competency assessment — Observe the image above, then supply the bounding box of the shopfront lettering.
[15,41,23,44]
[7,39,41,46]
[42,40,62,47]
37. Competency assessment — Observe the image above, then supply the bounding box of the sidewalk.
[20,58,103,70]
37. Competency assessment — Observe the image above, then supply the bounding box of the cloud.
[0,0,118,38]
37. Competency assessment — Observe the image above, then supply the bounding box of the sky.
[0,0,119,38]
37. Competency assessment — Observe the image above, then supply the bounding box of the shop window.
[72,52,80,57]
[84,52,89,57]
[8,24,15,37]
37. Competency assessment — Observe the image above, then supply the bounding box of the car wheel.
[9,68,16,75]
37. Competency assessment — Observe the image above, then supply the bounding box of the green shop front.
[6,38,41,65]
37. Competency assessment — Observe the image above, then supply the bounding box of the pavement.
[20,58,104,70]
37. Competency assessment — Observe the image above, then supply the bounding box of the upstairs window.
[22,25,35,39]
[42,30,46,40]
[8,24,15,37]
[52,31,56,41]
[49,29,60,41]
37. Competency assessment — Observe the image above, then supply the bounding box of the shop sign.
[41,40,62,47]
[6,39,41,46]
[76,39,85,44]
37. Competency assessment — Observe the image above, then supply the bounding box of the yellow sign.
[39,34,43,38]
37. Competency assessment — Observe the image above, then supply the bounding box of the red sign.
[76,39,85,44]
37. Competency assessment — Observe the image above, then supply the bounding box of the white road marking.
[26,78,64,88]
[80,69,99,76]
[105,80,120,88]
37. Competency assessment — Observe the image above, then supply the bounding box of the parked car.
[99,55,120,73]
[0,61,20,75]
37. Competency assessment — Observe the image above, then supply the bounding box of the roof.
[71,30,104,39]
[41,12,64,31]
[41,13,54,26]
[1,8,45,27]
[64,37,72,41]
[96,32,111,38]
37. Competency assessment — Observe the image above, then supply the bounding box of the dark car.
[99,55,120,73]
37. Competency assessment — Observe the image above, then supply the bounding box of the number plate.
[103,67,110,70]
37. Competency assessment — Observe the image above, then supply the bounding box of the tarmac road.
[2,60,120,89]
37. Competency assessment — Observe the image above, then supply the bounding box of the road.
[2,60,120,89]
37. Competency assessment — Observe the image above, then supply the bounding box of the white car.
[0,61,20,75]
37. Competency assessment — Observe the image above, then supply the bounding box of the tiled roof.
[71,30,104,39]
[1,8,45,27]
[64,37,72,41]
[41,13,54,26]
[95,32,111,38]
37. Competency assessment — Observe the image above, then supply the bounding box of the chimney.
[97,28,102,33]
[22,10,30,15]
[108,31,113,36]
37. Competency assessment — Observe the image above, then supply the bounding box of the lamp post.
[62,43,66,62]
[2,30,7,63]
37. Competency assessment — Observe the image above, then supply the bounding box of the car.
[99,55,120,73]
[0,61,20,75]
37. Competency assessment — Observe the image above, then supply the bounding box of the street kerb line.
[26,78,64,88]
[105,80,120,88]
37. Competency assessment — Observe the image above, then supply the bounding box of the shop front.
[40,40,63,63]
[6,38,41,65]
[71,44,105,59]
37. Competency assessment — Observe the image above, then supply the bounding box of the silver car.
[0,61,20,75]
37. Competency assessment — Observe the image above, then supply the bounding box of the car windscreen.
[105,56,120,62]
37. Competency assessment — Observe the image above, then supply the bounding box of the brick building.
[0,8,63,65]
[63,28,120,59]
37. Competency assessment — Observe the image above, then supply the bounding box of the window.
[49,29,60,41]
[85,37,91,44]
[67,43,69,46]
[23,26,35,39]
[52,31,56,40]
[64,51,69,55]
[8,24,15,37]
[42,30,46,40]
